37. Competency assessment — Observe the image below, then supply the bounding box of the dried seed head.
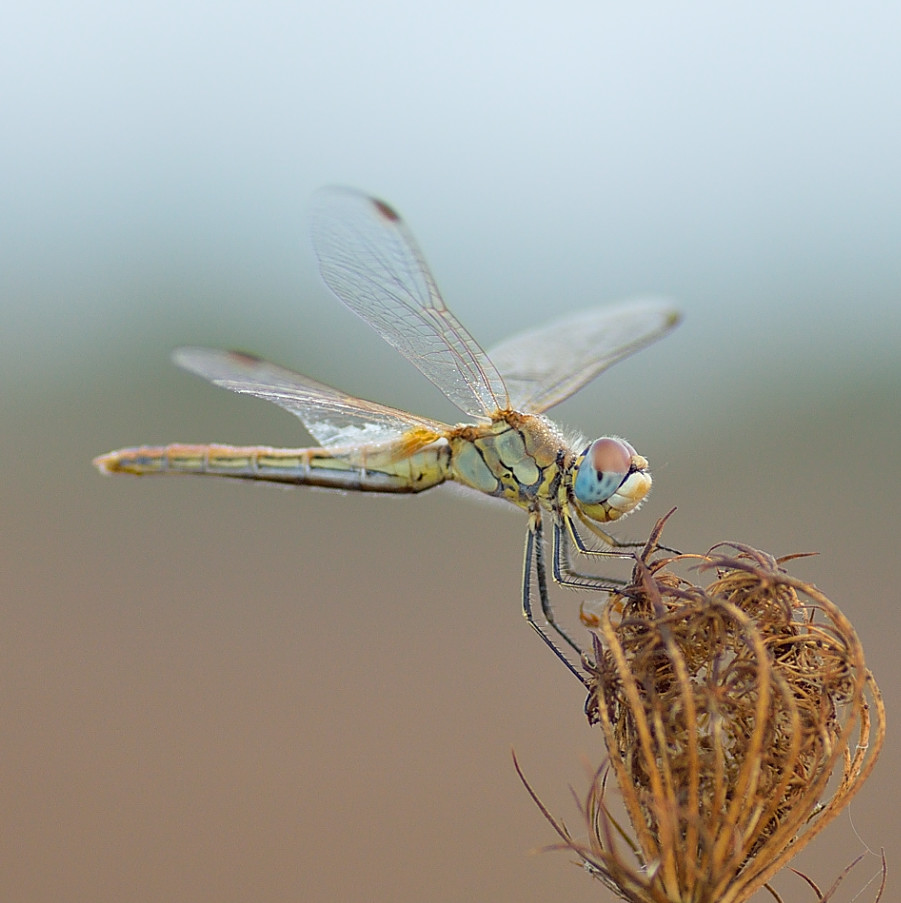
[525,519,884,903]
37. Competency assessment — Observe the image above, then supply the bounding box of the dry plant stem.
[527,521,885,903]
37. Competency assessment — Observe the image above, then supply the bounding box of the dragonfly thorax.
[447,410,572,510]
[571,437,652,524]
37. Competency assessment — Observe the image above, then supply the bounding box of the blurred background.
[3,3,899,901]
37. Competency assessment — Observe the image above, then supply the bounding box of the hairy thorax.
[448,410,574,511]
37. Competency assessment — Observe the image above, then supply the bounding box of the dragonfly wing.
[486,298,680,413]
[310,188,509,420]
[173,347,449,449]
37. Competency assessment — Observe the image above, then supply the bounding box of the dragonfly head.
[572,437,651,523]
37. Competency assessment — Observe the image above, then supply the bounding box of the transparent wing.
[486,298,680,414]
[173,347,449,449]
[310,187,509,420]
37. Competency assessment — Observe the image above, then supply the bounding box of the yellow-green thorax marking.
[448,410,570,510]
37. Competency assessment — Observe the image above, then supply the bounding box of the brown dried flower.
[520,517,885,903]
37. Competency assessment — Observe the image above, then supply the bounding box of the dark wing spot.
[372,198,401,222]
[226,350,265,364]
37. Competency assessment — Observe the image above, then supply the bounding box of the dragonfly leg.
[572,510,680,557]
[552,516,632,592]
[522,513,587,683]
[570,511,645,551]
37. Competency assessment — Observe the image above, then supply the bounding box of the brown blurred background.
[3,5,899,901]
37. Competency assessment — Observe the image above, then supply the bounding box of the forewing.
[310,187,508,420]
[487,298,680,413]
[173,347,449,449]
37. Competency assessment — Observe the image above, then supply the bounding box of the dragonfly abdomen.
[93,442,452,494]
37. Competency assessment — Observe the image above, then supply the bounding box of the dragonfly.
[94,188,680,678]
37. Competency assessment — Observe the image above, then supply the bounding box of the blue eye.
[573,437,634,504]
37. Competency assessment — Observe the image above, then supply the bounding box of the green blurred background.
[3,3,899,901]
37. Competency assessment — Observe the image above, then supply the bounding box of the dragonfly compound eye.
[573,437,639,505]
